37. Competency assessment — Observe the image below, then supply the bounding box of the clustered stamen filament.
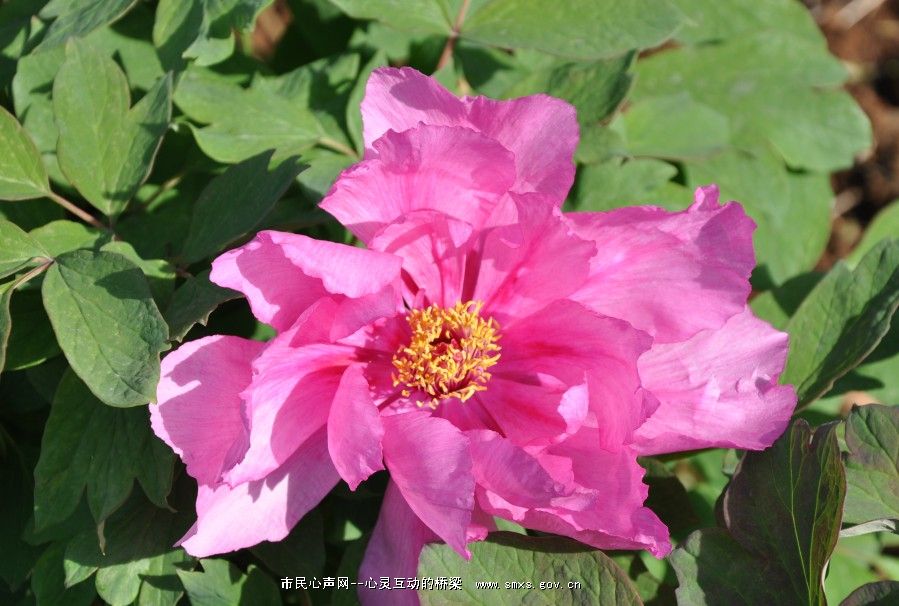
[392,300,501,409]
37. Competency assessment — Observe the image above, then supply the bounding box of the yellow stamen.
[392,301,501,409]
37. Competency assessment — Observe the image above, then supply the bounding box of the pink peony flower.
[150,67,796,603]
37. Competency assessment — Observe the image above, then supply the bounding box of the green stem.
[47,191,107,231]
[319,136,360,160]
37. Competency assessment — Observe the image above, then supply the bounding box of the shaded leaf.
[33,371,174,532]
[64,493,193,606]
[782,240,899,407]
[35,0,138,52]
[841,581,899,606]
[0,106,51,200]
[418,532,642,604]
[848,201,899,267]
[0,219,49,279]
[31,542,96,606]
[0,283,12,381]
[4,288,61,371]
[843,405,899,528]
[53,40,171,216]
[165,269,239,342]
[41,249,169,407]
[177,559,281,606]
[180,152,304,263]
[671,420,846,606]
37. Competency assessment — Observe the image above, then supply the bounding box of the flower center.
[392,300,501,409]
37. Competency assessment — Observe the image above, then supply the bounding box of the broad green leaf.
[0,219,49,279]
[174,67,324,163]
[153,0,204,71]
[670,0,827,45]
[463,0,683,60]
[750,272,823,331]
[782,240,899,407]
[569,158,684,212]
[31,542,96,606]
[417,532,642,604]
[0,0,44,91]
[41,249,169,407]
[826,534,884,605]
[165,270,239,342]
[613,94,730,160]
[4,288,61,371]
[180,152,304,263]
[101,241,177,308]
[843,405,899,528]
[177,559,281,606]
[54,40,171,216]
[328,0,456,35]
[64,494,193,606]
[33,371,174,531]
[848,201,899,267]
[503,53,634,127]
[35,0,138,52]
[672,420,846,606]
[686,146,833,287]
[88,5,166,91]
[29,220,108,257]
[634,31,870,172]
[841,581,899,606]
[0,106,51,200]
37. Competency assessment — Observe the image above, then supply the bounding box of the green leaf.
[843,405,899,528]
[35,0,138,52]
[613,94,730,160]
[33,371,174,532]
[0,219,49,279]
[463,0,683,60]
[841,581,899,606]
[826,534,884,605]
[671,420,846,606]
[180,152,304,263]
[29,219,108,257]
[634,30,870,172]
[251,511,326,578]
[31,542,96,606]
[41,249,169,407]
[0,106,51,200]
[417,532,642,604]
[101,241,177,308]
[347,50,388,153]
[177,559,281,606]
[4,288,61,371]
[503,53,634,127]
[569,158,683,212]
[53,40,172,216]
[782,240,899,407]
[64,494,193,606]
[165,270,239,342]
[328,0,456,35]
[848,201,899,267]
[173,67,324,164]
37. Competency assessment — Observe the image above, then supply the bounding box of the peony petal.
[475,199,595,323]
[483,299,652,448]
[478,430,671,557]
[179,428,338,557]
[368,210,475,307]
[633,307,796,455]
[328,365,385,490]
[362,67,578,203]
[321,124,516,243]
[358,481,438,606]
[222,311,355,485]
[210,230,401,331]
[381,411,474,557]
[151,335,264,485]
[567,185,756,343]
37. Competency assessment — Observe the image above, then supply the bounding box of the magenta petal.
[210,230,401,331]
[382,411,474,557]
[368,210,475,307]
[358,481,438,606]
[568,185,756,343]
[222,322,353,485]
[362,67,578,203]
[321,124,516,243]
[179,428,338,557]
[476,200,595,322]
[328,365,385,490]
[634,307,796,455]
[151,335,264,485]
